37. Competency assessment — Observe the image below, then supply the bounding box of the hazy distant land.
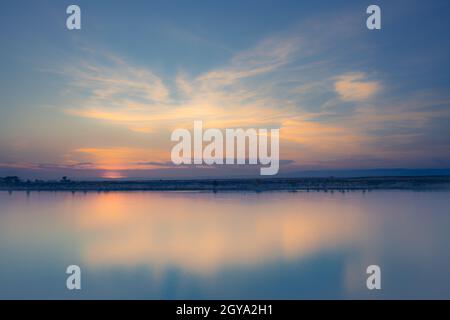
[1,176,450,192]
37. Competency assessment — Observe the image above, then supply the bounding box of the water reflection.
[74,192,370,274]
[0,191,450,299]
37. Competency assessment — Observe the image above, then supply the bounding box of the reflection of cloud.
[75,193,369,274]
[334,72,380,102]
[2,191,450,298]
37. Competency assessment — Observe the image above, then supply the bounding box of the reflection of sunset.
[74,192,370,274]
[2,191,450,299]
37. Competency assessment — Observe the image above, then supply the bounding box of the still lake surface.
[0,190,449,299]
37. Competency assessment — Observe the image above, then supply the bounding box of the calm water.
[0,190,449,299]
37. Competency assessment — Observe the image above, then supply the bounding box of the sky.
[0,0,450,179]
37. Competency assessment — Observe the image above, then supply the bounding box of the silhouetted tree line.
[0,176,72,184]
[0,176,21,184]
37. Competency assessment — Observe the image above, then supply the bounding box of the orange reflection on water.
[73,192,371,274]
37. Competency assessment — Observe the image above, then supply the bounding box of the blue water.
[0,190,449,299]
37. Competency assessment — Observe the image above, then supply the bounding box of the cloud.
[195,36,300,88]
[73,147,169,170]
[59,36,386,174]
[42,17,449,175]
[63,35,302,134]
[334,72,380,102]
[69,55,170,104]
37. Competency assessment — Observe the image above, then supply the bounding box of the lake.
[0,190,449,299]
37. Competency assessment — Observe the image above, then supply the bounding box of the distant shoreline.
[1,176,450,192]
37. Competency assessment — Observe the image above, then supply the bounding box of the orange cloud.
[59,40,390,170]
[74,147,168,170]
[334,72,380,102]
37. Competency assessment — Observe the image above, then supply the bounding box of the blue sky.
[0,0,450,179]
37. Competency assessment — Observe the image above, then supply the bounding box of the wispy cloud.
[334,72,381,102]
[26,12,450,176]
[64,35,302,135]
[69,55,170,104]
[59,31,388,172]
